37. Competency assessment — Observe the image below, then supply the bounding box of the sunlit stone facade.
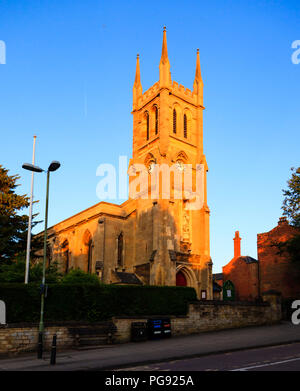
[46,29,212,299]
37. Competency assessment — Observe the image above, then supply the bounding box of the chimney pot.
[233,231,241,258]
[278,217,288,225]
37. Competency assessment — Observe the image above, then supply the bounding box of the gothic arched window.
[154,105,158,135]
[145,111,149,140]
[62,240,69,274]
[47,244,52,267]
[87,239,92,274]
[117,232,123,267]
[183,113,187,138]
[173,108,177,134]
[83,230,92,274]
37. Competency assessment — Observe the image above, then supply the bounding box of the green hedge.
[0,284,197,323]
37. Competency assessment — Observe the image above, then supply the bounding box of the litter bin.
[147,319,163,340]
[131,322,148,342]
[162,318,171,338]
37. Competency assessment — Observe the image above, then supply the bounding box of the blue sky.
[0,0,299,272]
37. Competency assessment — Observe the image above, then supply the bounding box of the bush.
[0,284,197,323]
[0,255,62,283]
[60,269,100,285]
[0,283,41,323]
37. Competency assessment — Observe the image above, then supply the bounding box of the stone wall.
[113,294,281,343]
[0,324,74,356]
[0,322,115,356]
[0,294,281,355]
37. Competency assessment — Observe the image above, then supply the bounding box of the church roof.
[114,272,143,285]
[213,273,223,281]
[237,256,258,264]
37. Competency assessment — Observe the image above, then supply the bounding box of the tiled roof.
[213,273,223,281]
[115,272,143,285]
[238,256,258,264]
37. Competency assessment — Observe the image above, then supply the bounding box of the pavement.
[0,321,299,371]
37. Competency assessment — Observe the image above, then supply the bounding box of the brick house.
[222,231,259,301]
[220,218,300,301]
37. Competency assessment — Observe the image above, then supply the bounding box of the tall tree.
[0,164,41,263]
[282,167,300,227]
[277,167,300,267]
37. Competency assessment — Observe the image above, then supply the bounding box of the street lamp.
[22,160,61,358]
[22,163,44,173]
[24,135,37,285]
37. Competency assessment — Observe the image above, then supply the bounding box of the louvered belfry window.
[155,106,158,135]
[184,114,187,138]
[173,108,177,134]
[145,111,149,140]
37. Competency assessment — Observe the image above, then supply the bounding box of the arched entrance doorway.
[176,266,198,292]
[176,270,187,286]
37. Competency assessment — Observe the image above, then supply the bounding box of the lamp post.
[25,136,37,284]
[22,160,60,358]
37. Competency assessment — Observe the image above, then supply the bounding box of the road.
[115,342,300,371]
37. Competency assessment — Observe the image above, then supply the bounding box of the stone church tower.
[46,28,212,299]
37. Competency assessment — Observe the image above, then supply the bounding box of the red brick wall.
[257,220,300,299]
[223,258,259,301]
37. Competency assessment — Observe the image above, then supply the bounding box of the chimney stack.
[278,216,288,226]
[233,231,241,259]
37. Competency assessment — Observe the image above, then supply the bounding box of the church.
[46,28,213,299]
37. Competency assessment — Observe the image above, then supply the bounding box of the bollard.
[50,334,57,365]
[37,332,43,359]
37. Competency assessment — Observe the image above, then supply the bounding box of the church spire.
[159,27,171,87]
[194,49,202,83]
[133,54,142,108]
[134,54,142,88]
[160,26,169,64]
[193,49,203,105]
